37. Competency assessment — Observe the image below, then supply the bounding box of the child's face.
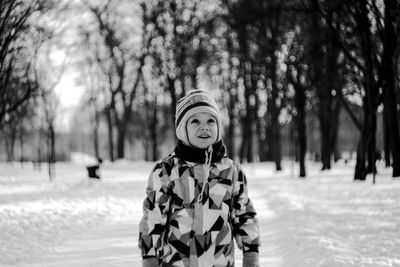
[186,112,218,149]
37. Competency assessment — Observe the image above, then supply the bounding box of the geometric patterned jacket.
[139,140,260,267]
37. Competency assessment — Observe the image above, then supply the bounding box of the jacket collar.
[174,139,226,164]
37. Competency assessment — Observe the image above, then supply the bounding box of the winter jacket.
[139,140,260,267]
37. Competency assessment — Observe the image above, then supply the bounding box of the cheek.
[186,125,197,135]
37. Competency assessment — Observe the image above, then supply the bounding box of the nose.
[200,124,209,131]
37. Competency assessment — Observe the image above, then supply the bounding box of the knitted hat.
[175,90,222,146]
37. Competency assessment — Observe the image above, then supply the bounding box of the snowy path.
[249,163,400,267]
[1,161,400,266]
[23,223,139,267]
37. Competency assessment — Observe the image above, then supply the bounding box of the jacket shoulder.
[216,157,241,171]
[215,158,247,185]
[151,154,177,177]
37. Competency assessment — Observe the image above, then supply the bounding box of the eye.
[208,118,216,123]
[190,118,200,124]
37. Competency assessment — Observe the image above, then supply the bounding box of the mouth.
[198,134,210,139]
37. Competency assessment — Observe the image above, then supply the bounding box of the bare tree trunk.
[320,94,341,170]
[5,127,16,162]
[257,114,268,162]
[382,0,400,177]
[151,99,159,161]
[366,112,377,175]
[310,3,332,170]
[383,106,391,167]
[226,117,236,159]
[239,59,251,163]
[19,127,24,166]
[319,101,331,170]
[105,107,115,162]
[239,117,251,163]
[314,34,343,170]
[247,121,255,163]
[354,108,368,180]
[5,139,15,162]
[224,35,238,160]
[247,63,258,163]
[116,120,127,159]
[144,134,150,161]
[47,123,55,181]
[354,1,378,181]
[298,117,306,178]
[235,24,256,163]
[225,88,237,159]
[242,69,255,163]
[383,85,400,175]
[271,117,281,170]
[168,76,177,140]
[265,116,273,161]
[266,97,281,170]
[329,100,341,162]
[36,125,43,169]
[270,44,282,171]
[355,86,377,181]
[93,108,100,160]
[294,83,307,178]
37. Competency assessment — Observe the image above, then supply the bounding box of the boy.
[139,90,260,267]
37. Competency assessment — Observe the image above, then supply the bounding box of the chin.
[197,144,211,149]
[195,140,213,149]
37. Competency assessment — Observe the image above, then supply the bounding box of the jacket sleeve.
[231,164,260,254]
[139,162,171,259]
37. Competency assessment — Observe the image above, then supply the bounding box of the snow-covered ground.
[1,160,400,267]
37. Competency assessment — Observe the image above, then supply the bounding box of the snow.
[1,160,400,267]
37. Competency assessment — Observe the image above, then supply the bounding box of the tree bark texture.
[382,0,400,177]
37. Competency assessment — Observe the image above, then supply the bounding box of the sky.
[53,69,85,132]
[54,71,84,109]
[49,47,85,132]
[49,46,84,109]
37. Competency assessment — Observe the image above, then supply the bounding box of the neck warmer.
[174,139,226,164]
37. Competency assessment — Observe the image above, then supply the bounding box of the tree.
[222,0,297,166]
[313,0,400,180]
[222,0,262,163]
[142,0,217,131]
[305,1,345,170]
[380,0,400,177]
[286,37,309,178]
[80,0,145,160]
[34,40,66,180]
[0,0,53,126]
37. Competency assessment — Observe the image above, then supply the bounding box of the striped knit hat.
[175,90,222,146]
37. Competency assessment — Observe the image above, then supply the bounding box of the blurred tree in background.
[1,0,400,180]
[0,0,56,180]
[312,0,400,180]
[0,0,53,127]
